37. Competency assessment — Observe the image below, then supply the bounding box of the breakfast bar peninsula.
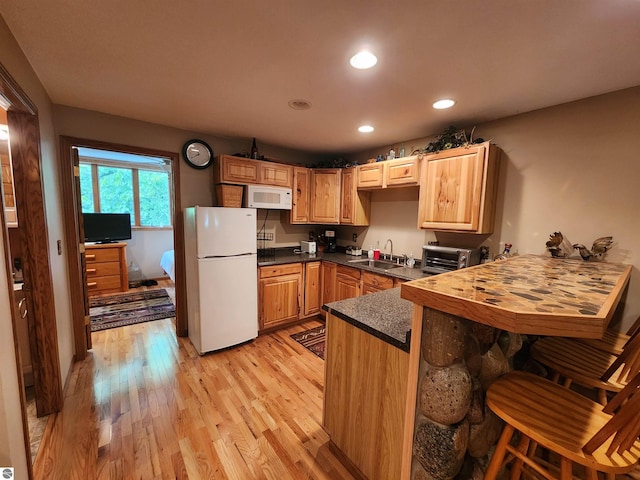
[399,254,631,479]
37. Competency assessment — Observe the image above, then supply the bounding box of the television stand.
[85,242,128,296]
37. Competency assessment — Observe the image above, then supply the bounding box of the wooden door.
[385,156,421,187]
[303,262,321,317]
[72,148,92,350]
[217,154,259,184]
[336,266,361,301]
[309,169,340,224]
[290,167,310,224]
[340,168,355,224]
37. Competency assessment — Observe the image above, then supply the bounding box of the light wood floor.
[33,293,354,479]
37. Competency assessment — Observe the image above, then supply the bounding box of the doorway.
[1,63,63,478]
[58,137,186,358]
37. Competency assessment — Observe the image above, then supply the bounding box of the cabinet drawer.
[362,271,394,290]
[86,275,123,293]
[85,247,121,263]
[336,265,361,281]
[86,261,121,278]
[260,263,303,279]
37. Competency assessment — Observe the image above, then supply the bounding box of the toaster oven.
[422,245,482,274]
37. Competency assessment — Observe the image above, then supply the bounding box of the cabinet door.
[336,265,361,301]
[361,271,394,295]
[310,169,341,224]
[216,155,260,184]
[385,156,421,187]
[356,163,384,189]
[259,272,302,330]
[290,167,310,224]
[340,168,371,226]
[260,162,293,188]
[418,142,499,233]
[303,262,321,317]
[321,261,337,308]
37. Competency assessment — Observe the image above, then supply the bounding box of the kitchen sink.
[348,259,403,270]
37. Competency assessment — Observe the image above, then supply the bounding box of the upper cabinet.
[417,142,501,234]
[1,153,17,227]
[340,168,370,226]
[287,166,311,224]
[309,168,341,224]
[214,154,293,188]
[357,156,421,190]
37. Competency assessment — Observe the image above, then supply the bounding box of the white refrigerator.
[184,206,258,354]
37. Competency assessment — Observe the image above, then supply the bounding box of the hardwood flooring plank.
[34,284,354,480]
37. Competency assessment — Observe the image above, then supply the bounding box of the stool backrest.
[583,372,640,455]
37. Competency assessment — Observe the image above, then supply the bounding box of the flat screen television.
[83,212,132,243]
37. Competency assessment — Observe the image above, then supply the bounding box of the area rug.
[89,288,175,332]
[290,325,325,360]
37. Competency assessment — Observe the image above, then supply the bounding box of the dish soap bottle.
[368,245,374,259]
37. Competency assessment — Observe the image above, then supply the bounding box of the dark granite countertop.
[257,249,430,282]
[322,288,413,353]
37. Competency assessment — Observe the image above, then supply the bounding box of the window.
[78,147,173,228]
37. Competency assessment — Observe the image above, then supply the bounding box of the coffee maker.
[325,229,337,253]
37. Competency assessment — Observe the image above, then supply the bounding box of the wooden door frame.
[59,136,187,360]
[1,61,64,479]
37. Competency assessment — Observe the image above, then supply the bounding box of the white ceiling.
[1,0,640,154]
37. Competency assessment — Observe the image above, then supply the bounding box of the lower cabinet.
[323,313,409,480]
[336,265,361,301]
[361,271,394,295]
[303,261,321,317]
[258,263,303,332]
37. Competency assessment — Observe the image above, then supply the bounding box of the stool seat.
[485,371,640,479]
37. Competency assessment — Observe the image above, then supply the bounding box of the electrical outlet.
[352,233,357,242]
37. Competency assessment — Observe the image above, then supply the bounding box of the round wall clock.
[182,139,213,169]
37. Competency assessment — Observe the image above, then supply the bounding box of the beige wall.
[348,86,640,331]
[0,14,70,476]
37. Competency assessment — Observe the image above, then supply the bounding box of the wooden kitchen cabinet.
[309,168,341,224]
[320,261,337,317]
[418,141,500,233]
[356,156,421,190]
[214,154,260,185]
[324,312,409,480]
[258,263,303,332]
[259,161,293,188]
[385,155,421,187]
[335,265,361,301]
[357,162,384,189]
[287,166,311,224]
[340,167,371,225]
[215,154,293,188]
[361,271,394,295]
[1,153,17,227]
[85,242,128,295]
[303,261,321,317]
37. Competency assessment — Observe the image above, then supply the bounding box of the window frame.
[79,155,174,229]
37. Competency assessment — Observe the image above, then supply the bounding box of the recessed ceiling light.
[433,99,456,109]
[288,99,312,110]
[358,125,374,133]
[350,51,377,69]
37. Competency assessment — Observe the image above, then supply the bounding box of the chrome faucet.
[384,238,393,261]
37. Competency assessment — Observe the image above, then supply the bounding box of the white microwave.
[245,185,292,210]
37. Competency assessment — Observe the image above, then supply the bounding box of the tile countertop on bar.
[401,254,632,339]
[322,288,414,352]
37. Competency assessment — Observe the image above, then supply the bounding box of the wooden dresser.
[85,242,128,296]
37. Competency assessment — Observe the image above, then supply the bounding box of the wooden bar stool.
[577,315,640,356]
[530,329,640,404]
[485,370,640,480]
